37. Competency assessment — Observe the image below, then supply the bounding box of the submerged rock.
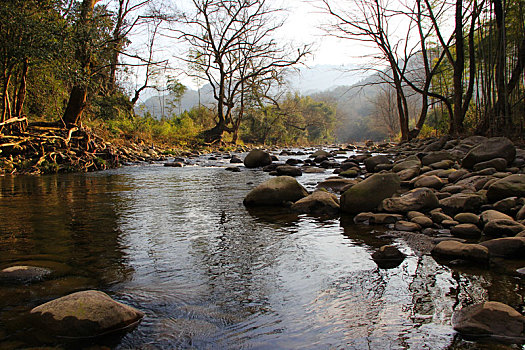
[30,290,144,339]
[243,176,308,207]
[0,265,52,284]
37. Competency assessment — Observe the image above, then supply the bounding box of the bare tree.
[173,0,310,143]
[321,0,419,141]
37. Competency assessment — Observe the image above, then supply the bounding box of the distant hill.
[136,64,369,117]
[135,64,392,142]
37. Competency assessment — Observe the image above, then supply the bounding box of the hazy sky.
[279,0,360,66]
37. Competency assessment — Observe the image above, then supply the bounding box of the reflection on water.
[0,162,524,349]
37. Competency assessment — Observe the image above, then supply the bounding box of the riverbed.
[0,150,523,349]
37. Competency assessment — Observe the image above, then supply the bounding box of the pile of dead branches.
[0,117,119,175]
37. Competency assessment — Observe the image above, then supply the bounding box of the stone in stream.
[30,290,144,339]
[486,174,525,202]
[411,216,433,228]
[518,204,525,221]
[364,155,391,173]
[452,301,525,341]
[493,197,519,215]
[450,224,482,238]
[461,137,516,170]
[480,209,514,225]
[454,213,480,225]
[480,237,525,258]
[413,175,445,190]
[0,265,52,284]
[340,173,401,214]
[431,240,489,263]
[439,193,485,216]
[371,245,406,269]
[394,220,421,232]
[291,190,340,216]
[275,165,302,177]
[230,155,243,163]
[421,151,456,166]
[243,149,272,168]
[164,162,183,167]
[392,155,421,173]
[473,158,508,172]
[317,178,358,193]
[483,219,525,237]
[381,187,439,213]
[243,176,308,207]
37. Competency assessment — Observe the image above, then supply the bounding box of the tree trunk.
[450,0,465,135]
[1,71,12,124]
[14,58,28,118]
[62,0,97,127]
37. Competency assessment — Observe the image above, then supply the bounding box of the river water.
[0,150,524,349]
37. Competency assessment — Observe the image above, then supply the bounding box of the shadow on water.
[1,165,525,349]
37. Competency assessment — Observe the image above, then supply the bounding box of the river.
[0,150,523,349]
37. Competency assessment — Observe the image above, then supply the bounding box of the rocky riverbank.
[0,123,249,175]
[236,136,525,343]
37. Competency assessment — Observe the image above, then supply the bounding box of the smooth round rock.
[30,290,144,339]
[411,216,434,228]
[432,240,489,263]
[243,176,308,207]
[244,149,272,168]
[451,224,482,238]
[454,213,480,225]
[394,220,421,232]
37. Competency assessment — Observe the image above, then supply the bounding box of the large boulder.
[486,174,525,202]
[340,173,401,214]
[244,149,272,168]
[431,240,489,263]
[461,137,516,169]
[453,301,525,341]
[243,176,308,207]
[381,188,439,213]
[291,190,340,215]
[30,290,144,339]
